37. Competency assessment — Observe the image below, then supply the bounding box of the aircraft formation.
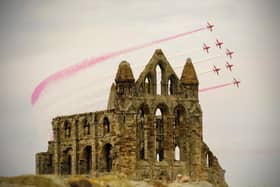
[31,21,240,106]
[203,22,240,88]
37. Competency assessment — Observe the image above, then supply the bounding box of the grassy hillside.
[0,175,213,187]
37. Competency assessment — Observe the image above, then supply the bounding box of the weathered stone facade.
[36,49,228,187]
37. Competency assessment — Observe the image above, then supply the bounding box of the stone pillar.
[92,120,97,172]
[144,127,148,160]
[35,153,41,174]
[119,113,137,176]
[52,121,60,175]
[190,115,203,180]
[165,115,174,163]
[71,120,78,175]
[91,141,95,175]
[166,115,175,180]
[146,114,154,178]
[162,82,168,96]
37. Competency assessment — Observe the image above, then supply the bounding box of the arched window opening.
[156,108,162,116]
[144,76,152,94]
[174,144,180,161]
[206,153,211,168]
[156,64,162,95]
[84,146,92,174]
[117,86,124,95]
[174,106,185,129]
[137,108,145,160]
[103,117,110,134]
[168,76,176,95]
[103,143,112,172]
[145,77,149,83]
[64,121,71,138]
[168,79,172,95]
[62,148,72,175]
[83,119,90,135]
[94,115,98,124]
[155,108,164,161]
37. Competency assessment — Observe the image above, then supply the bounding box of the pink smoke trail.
[31,27,206,105]
[199,82,233,92]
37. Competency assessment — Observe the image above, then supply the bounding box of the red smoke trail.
[199,82,233,92]
[31,27,206,105]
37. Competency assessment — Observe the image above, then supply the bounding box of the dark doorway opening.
[66,155,71,174]
[104,143,112,172]
[62,148,72,175]
[84,146,92,174]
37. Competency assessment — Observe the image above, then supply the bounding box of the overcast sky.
[0,1,280,186]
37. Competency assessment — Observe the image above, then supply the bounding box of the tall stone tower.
[36,49,228,187]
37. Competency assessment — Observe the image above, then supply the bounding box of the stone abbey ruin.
[36,49,228,187]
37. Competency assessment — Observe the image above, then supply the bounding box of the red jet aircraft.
[203,43,211,53]
[213,65,221,75]
[226,48,234,59]
[215,39,223,49]
[233,78,240,88]
[225,61,234,71]
[207,22,214,32]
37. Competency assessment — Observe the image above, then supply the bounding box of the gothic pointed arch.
[83,118,90,136]
[103,117,110,135]
[205,151,214,168]
[144,73,153,94]
[168,74,178,95]
[154,103,169,162]
[155,63,164,95]
[64,120,71,138]
[174,143,180,161]
[154,103,170,115]
[135,49,179,96]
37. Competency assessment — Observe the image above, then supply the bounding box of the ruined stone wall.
[126,99,203,181]
[201,143,228,187]
[51,112,95,175]
[35,140,55,174]
[36,49,228,187]
[93,110,123,174]
[36,110,125,176]
[121,49,202,181]
[36,152,53,174]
